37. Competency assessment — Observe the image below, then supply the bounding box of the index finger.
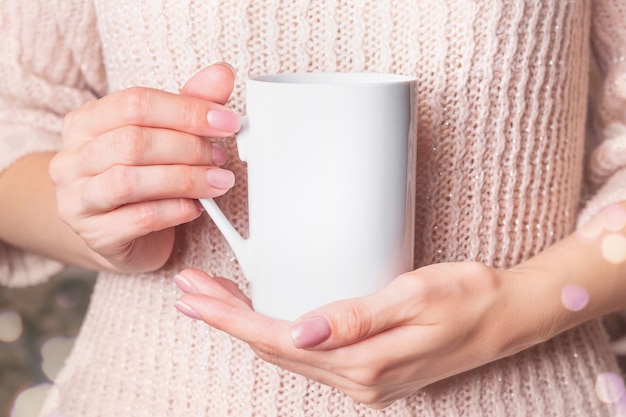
[64,86,241,140]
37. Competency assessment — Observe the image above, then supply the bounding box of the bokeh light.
[10,383,53,417]
[576,204,626,243]
[561,284,590,312]
[54,284,83,309]
[577,215,605,242]
[595,372,626,404]
[612,336,626,356]
[614,393,626,417]
[0,310,23,343]
[604,204,626,232]
[601,234,626,264]
[41,337,75,381]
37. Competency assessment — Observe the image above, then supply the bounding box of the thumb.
[290,290,400,350]
[181,62,236,105]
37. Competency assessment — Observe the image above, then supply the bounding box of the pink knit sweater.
[2,1,626,416]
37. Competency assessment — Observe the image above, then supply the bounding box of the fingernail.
[291,316,331,349]
[195,200,206,212]
[207,109,241,133]
[212,144,228,166]
[206,169,235,189]
[216,61,237,77]
[174,274,198,294]
[175,300,203,320]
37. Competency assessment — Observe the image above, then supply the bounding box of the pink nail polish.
[207,109,241,133]
[174,274,198,294]
[175,300,203,320]
[206,169,235,189]
[212,144,228,166]
[195,200,206,212]
[291,316,331,349]
[215,62,237,77]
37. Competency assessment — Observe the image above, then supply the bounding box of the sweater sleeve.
[0,0,106,287]
[578,0,626,227]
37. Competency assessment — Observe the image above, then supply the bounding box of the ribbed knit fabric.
[2,1,626,416]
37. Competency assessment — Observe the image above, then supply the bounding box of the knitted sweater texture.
[2,1,626,416]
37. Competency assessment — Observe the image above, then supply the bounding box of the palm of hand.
[176,262,512,408]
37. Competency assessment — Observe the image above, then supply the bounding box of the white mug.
[200,72,417,320]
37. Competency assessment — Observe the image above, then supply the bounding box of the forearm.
[0,152,114,271]
[503,202,626,353]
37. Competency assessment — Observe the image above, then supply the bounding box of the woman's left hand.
[173,262,547,409]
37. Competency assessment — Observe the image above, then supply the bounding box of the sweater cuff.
[0,124,60,174]
[0,243,65,288]
[577,168,626,228]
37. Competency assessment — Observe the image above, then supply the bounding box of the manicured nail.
[291,316,332,349]
[207,109,241,133]
[216,61,237,77]
[212,144,228,166]
[175,300,202,320]
[206,168,235,189]
[174,274,198,294]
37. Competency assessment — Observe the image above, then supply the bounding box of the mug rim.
[249,72,417,85]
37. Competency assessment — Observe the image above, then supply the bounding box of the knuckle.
[188,136,211,164]
[174,198,198,220]
[131,203,159,231]
[460,261,491,277]
[113,126,149,163]
[179,199,202,220]
[177,98,202,131]
[81,227,130,259]
[118,87,150,124]
[403,276,428,300]
[104,165,136,205]
[79,229,106,252]
[337,302,373,341]
[348,365,384,388]
[55,199,75,223]
[251,341,283,365]
[48,153,65,184]
[394,271,432,304]
[78,140,98,168]
[61,110,78,139]
[164,199,199,224]
[176,166,197,194]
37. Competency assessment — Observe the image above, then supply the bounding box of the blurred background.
[0,268,96,417]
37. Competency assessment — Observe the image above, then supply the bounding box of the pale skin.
[1,64,625,409]
[0,63,241,272]
[175,210,626,408]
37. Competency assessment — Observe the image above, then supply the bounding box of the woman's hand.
[173,203,626,409]
[49,63,240,272]
[173,263,541,409]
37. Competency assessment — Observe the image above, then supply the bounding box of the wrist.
[488,266,559,359]
[496,205,626,357]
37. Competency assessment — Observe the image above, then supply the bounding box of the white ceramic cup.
[200,72,417,321]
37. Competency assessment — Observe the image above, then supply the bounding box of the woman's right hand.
[49,63,240,272]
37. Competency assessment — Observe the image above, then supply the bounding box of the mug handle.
[198,116,252,275]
